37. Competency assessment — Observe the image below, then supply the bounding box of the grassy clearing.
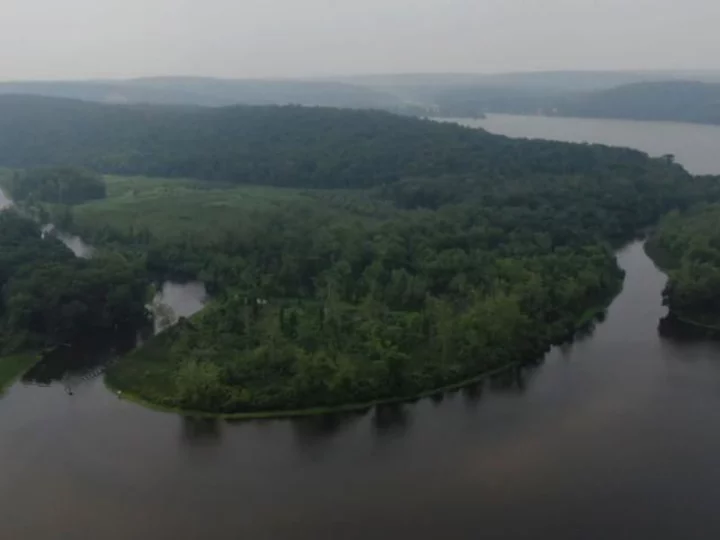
[71,175,393,244]
[72,176,318,242]
[0,353,39,393]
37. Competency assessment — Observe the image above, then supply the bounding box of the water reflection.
[181,417,223,445]
[372,404,412,438]
[488,365,535,394]
[10,242,720,539]
[575,318,601,340]
[290,412,365,449]
[22,331,138,387]
[461,381,484,408]
[658,314,720,342]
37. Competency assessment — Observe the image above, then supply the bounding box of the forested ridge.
[2,97,719,414]
[0,95,681,188]
[389,79,720,126]
[552,81,720,125]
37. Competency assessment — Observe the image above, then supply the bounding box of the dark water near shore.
[5,243,720,539]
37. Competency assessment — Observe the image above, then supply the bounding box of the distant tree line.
[0,96,684,188]
[4,166,106,205]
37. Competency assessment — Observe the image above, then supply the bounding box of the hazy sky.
[1,0,719,80]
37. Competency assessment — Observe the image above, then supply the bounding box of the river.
[447,114,720,176]
[4,243,720,539]
[0,187,207,336]
[4,120,720,538]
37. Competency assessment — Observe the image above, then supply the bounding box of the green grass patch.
[0,353,39,393]
[72,176,318,243]
[70,175,393,245]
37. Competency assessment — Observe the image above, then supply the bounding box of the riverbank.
[645,232,720,336]
[643,238,676,272]
[0,353,39,394]
[106,363,519,420]
[105,286,617,419]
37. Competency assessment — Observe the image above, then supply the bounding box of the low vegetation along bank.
[0,353,39,393]
[648,205,720,335]
[2,103,720,414]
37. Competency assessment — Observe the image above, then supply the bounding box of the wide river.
[449,114,720,176]
[4,117,720,539]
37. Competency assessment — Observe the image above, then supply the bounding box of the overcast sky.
[1,0,719,80]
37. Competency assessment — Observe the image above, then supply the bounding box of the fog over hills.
[3,70,720,123]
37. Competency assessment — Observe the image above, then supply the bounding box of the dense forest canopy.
[648,203,720,326]
[0,210,149,353]
[0,95,684,188]
[4,166,106,205]
[102,179,628,413]
[87,160,719,413]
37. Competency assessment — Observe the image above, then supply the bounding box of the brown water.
[4,242,720,539]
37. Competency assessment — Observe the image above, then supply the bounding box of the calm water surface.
[4,243,720,539]
[449,114,720,176]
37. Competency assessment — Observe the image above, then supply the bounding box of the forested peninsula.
[1,96,719,414]
[0,207,149,390]
[648,204,720,333]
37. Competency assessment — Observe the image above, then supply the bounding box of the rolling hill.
[0,94,664,188]
[0,77,407,111]
[551,80,720,124]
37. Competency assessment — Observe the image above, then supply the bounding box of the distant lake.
[446,114,720,175]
